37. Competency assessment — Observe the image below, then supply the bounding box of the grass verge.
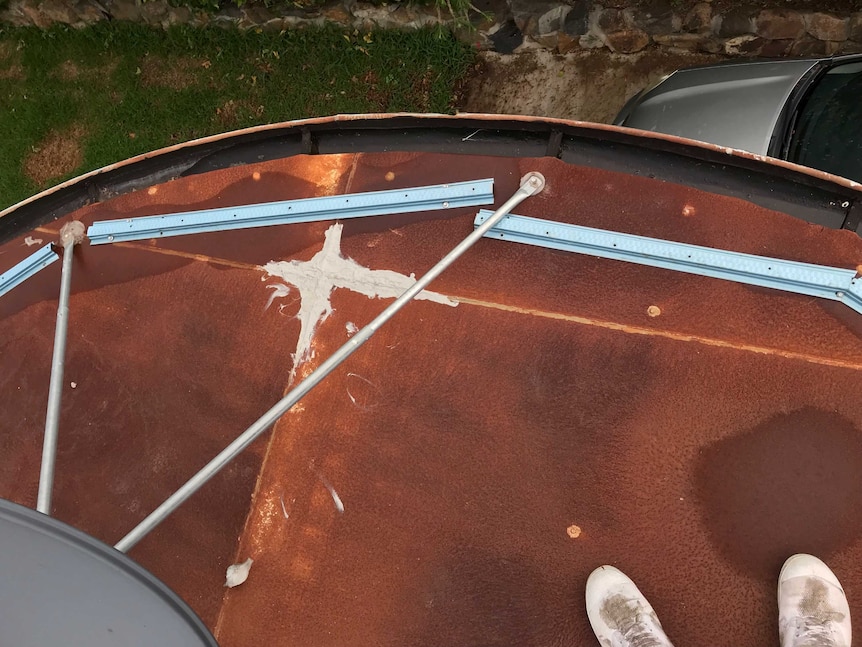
[0,22,474,210]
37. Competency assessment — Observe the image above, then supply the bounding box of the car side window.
[788,61,862,183]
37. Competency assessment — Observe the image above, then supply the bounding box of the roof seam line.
[453,295,862,372]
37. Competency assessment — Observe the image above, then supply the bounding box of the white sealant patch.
[261,223,456,377]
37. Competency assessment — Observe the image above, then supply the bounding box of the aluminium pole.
[37,221,85,515]
[115,172,545,552]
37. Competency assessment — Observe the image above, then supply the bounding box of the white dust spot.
[225,557,253,588]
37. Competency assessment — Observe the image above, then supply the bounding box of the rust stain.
[9,141,862,647]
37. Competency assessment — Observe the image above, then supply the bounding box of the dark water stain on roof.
[695,407,862,580]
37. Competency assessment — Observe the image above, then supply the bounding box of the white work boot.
[586,565,676,647]
[778,554,852,647]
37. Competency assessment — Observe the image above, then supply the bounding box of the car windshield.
[788,60,862,183]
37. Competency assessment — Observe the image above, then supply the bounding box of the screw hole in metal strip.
[88,179,495,245]
[475,210,862,314]
[0,244,60,298]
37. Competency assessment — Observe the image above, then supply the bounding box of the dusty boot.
[586,565,675,647]
[779,554,851,647]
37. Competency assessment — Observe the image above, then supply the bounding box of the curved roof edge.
[2,113,860,244]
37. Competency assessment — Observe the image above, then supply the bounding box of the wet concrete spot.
[695,407,862,580]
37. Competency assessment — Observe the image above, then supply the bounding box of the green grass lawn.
[0,23,474,210]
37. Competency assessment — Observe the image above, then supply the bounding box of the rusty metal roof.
[2,114,862,647]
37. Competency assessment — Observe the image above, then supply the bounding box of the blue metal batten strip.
[0,244,59,298]
[88,179,495,245]
[475,210,862,314]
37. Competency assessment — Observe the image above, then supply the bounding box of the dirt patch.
[55,60,80,81]
[23,124,87,186]
[359,70,392,108]
[140,54,206,90]
[407,68,435,112]
[50,58,118,85]
[0,41,24,81]
[214,99,265,128]
[458,48,724,123]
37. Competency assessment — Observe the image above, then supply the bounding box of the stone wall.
[2,0,861,57]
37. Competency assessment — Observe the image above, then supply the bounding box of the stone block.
[579,32,605,49]
[561,0,589,36]
[537,4,570,36]
[488,19,523,54]
[840,40,862,54]
[109,0,140,21]
[717,6,755,37]
[393,4,442,29]
[850,13,862,42]
[513,1,570,37]
[604,27,649,52]
[557,31,579,53]
[654,32,709,51]
[535,30,560,48]
[351,3,396,28]
[754,9,804,40]
[513,36,544,52]
[73,2,106,24]
[261,16,285,31]
[0,5,32,26]
[21,2,51,26]
[40,0,78,24]
[241,4,273,25]
[322,5,351,23]
[804,12,848,41]
[189,11,209,26]
[683,3,711,33]
[789,37,830,56]
[164,5,190,25]
[454,25,492,49]
[698,37,723,53]
[759,38,793,56]
[139,0,168,24]
[627,0,676,35]
[597,7,625,32]
[723,33,761,55]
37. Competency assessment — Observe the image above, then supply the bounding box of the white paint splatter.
[265,283,291,310]
[261,223,456,378]
[316,472,344,514]
[279,496,293,520]
[224,557,253,588]
[345,321,359,336]
[24,236,42,247]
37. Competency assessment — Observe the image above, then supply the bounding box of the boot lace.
[604,596,669,647]
[784,616,844,647]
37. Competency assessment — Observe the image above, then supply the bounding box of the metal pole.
[37,221,85,515]
[114,172,545,552]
